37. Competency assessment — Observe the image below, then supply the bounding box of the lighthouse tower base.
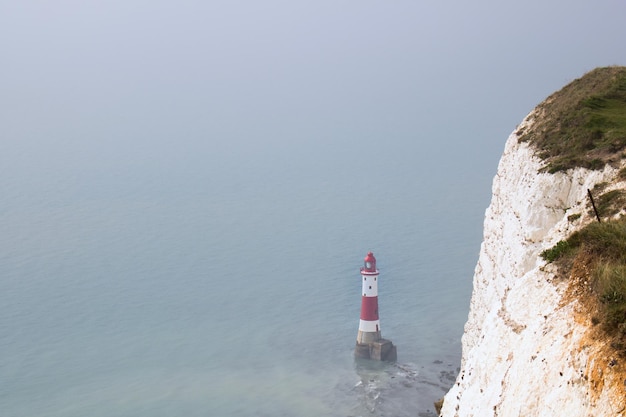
[355,339,397,361]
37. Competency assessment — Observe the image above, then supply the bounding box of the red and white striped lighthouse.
[355,251,397,361]
[357,251,381,344]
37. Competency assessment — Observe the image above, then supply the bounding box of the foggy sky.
[2,0,626,185]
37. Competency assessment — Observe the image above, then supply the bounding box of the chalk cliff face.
[440,111,626,416]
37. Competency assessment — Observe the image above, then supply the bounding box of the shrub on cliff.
[542,217,626,352]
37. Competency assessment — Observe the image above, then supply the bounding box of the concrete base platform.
[355,339,397,361]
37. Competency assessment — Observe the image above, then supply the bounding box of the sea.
[1,137,494,417]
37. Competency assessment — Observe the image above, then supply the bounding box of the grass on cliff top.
[542,216,626,354]
[517,66,626,173]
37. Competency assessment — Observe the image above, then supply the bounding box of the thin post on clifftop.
[587,189,601,223]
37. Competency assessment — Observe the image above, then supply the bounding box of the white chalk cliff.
[440,109,626,416]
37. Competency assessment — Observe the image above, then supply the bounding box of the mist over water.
[1,135,484,416]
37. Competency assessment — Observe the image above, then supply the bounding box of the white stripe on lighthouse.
[358,319,380,332]
[361,275,378,296]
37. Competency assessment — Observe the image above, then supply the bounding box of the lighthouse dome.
[362,251,377,272]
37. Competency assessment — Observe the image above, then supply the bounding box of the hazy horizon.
[3,1,626,180]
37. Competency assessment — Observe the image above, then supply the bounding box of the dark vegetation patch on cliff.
[542,214,626,355]
[517,66,626,173]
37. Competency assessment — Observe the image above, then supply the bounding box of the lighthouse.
[354,251,397,361]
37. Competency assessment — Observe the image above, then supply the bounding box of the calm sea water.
[1,139,489,416]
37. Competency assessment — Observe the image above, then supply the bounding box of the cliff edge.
[441,67,626,416]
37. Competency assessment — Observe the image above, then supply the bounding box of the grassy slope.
[542,218,626,354]
[517,66,626,173]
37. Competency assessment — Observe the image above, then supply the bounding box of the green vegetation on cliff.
[542,217,626,354]
[541,176,626,354]
[517,66,626,173]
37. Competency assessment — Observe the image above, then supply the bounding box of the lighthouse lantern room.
[354,251,397,361]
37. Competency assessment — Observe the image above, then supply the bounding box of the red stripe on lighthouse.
[360,296,379,321]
